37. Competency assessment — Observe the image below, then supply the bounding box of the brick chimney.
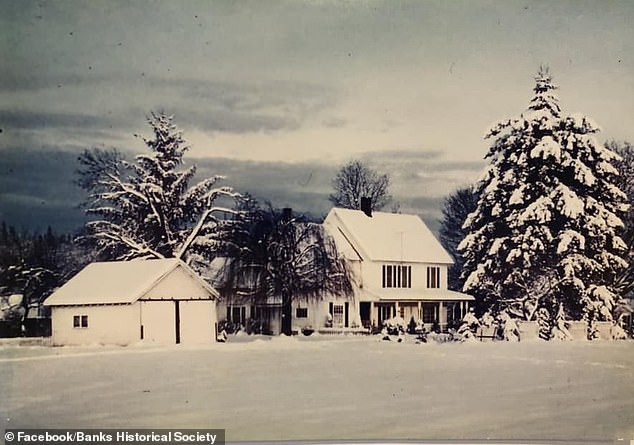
[360,197,372,217]
[282,207,293,222]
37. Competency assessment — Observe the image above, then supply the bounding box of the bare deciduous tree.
[329,160,391,211]
[439,186,478,292]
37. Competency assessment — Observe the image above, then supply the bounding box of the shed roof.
[325,208,454,264]
[45,258,218,306]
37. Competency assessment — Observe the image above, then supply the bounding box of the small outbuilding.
[44,259,219,346]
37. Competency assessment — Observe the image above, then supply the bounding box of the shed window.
[73,315,88,328]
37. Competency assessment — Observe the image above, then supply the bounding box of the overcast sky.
[1,0,633,233]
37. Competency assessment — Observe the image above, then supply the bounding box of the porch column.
[417,301,421,320]
[370,301,375,326]
[395,301,399,319]
[439,302,446,331]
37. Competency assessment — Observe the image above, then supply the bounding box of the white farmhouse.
[316,206,474,331]
[218,204,474,335]
[44,259,219,346]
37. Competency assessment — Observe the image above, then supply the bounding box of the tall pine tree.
[459,67,628,332]
[78,112,243,266]
[608,141,634,299]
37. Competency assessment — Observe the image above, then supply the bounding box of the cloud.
[0,146,88,233]
[322,117,347,128]
[194,153,473,232]
[154,78,339,134]
[0,145,467,234]
[343,148,485,199]
[360,149,445,161]
[195,157,336,213]
[173,108,302,135]
[0,72,112,93]
[0,109,122,131]
[0,75,340,141]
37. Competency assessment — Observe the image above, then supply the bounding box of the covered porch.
[359,289,475,332]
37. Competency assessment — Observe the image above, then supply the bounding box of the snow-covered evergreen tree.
[78,112,243,266]
[608,141,634,297]
[459,67,628,329]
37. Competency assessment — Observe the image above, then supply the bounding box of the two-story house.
[295,205,474,332]
[217,202,474,335]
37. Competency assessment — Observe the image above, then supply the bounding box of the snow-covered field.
[1,335,633,442]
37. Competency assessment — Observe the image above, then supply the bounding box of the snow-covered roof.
[324,208,453,264]
[45,258,218,306]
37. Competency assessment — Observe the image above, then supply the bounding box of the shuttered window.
[382,265,412,288]
[426,266,441,289]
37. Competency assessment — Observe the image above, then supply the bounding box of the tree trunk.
[281,291,292,336]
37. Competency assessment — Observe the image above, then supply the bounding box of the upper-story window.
[382,265,411,288]
[427,266,441,288]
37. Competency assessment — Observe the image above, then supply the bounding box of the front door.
[359,302,371,326]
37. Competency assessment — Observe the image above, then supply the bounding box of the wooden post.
[174,300,181,344]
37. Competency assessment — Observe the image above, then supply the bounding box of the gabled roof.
[324,208,453,264]
[45,258,218,306]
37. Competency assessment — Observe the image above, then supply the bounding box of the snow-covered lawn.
[1,336,633,442]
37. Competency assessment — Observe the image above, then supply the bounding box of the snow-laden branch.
[87,220,166,260]
[175,205,243,260]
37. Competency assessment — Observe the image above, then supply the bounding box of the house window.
[382,265,412,288]
[427,266,441,289]
[252,306,267,320]
[296,307,308,318]
[227,305,246,325]
[73,315,88,328]
[422,305,437,324]
[332,304,344,327]
[446,303,462,327]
